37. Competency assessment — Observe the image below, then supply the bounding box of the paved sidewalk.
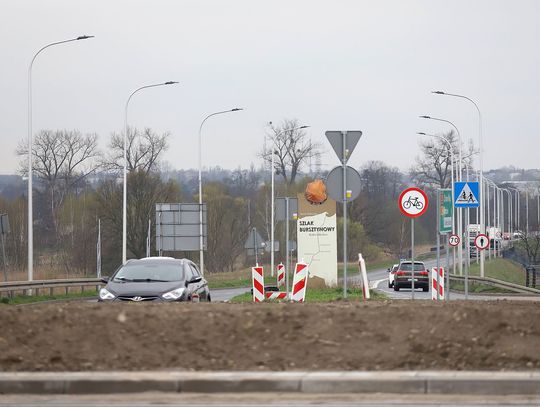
[1,371,540,395]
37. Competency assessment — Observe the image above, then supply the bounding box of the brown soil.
[0,301,539,372]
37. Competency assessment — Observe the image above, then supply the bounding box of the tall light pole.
[269,124,309,281]
[198,108,243,275]
[27,35,94,283]
[432,90,485,276]
[417,131,456,278]
[123,81,178,264]
[508,187,521,232]
[419,115,464,275]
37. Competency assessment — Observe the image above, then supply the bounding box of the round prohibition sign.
[475,234,490,250]
[449,234,460,247]
[398,187,429,218]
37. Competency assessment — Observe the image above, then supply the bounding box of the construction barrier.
[265,291,287,300]
[291,261,309,302]
[277,263,285,288]
[252,265,265,302]
[431,267,445,300]
[358,253,370,300]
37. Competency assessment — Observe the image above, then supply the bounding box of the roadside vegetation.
[0,290,97,305]
[450,257,525,293]
[230,287,388,302]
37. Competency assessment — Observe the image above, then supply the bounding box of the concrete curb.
[1,371,540,395]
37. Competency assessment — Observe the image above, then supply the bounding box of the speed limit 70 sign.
[449,234,460,247]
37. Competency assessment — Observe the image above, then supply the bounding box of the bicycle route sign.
[398,187,429,218]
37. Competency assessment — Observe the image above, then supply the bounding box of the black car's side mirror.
[100,277,109,284]
[186,276,203,286]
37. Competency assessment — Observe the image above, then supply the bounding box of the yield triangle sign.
[454,182,480,208]
[325,131,362,164]
[245,228,265,249]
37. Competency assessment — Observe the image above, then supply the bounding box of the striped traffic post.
[291,261,309,302]
[251,265,265,302]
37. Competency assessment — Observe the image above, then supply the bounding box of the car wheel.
[393,283,399,291]
[388,281,391,288]
[207,294,211,302]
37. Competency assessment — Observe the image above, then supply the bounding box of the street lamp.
[508,187,520,233]
[417,131,456,284]
[122,81,179,264]
[432,90,486,276]
[27,35,94,283]
[419,115,465,276]
[198,108,244,275]
[269,124,310,282]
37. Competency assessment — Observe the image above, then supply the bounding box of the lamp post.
[269,124,309,282]
[122,81,178,264]
[508,187,520,233]
[431,91,485,276]
[419,115,464,276]
[418,131,456,284]
[198,108,243,275]
[27,35,94,283]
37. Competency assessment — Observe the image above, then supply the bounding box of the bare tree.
[17,129,100,240]
[410,131,459,189]
[260,119,319,186]
[518,233,540,264]
[103,127,169,174]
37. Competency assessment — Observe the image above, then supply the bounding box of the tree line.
[0,123,485,278]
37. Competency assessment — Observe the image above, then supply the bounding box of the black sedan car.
[98,257,210,302]
[393,260,429,292]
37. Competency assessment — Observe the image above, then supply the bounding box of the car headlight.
[99,288,115,300]
[162,287,185,300]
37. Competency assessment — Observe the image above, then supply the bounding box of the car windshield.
[399,262,425,271]
[113,262,184,282]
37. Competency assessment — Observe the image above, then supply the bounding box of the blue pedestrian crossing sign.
[454,182,480,208]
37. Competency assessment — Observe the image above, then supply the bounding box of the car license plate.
[407,278,418,282]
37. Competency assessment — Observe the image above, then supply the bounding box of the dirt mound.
[0,301,538,371]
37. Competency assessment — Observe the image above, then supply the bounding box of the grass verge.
[450,258,525,294]
[230,287,389,303]
[0,290,97,305]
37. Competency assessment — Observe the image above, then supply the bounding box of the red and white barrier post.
[276,263,285,288]
[358,253,370,300]
[431,267,445,300]
[252,265,265,302]
[265,292,287,300]
[291,261,309,302]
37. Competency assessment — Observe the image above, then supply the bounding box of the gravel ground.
[0,300,538,371]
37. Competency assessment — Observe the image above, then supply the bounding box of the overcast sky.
[1,0,539,175]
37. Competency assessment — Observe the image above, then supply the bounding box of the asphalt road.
[357,256,539,301]
[210,287,250,302]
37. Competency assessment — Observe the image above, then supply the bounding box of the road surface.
[354,257,539,301]
[210,287,250,302]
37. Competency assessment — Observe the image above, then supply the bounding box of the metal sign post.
[342,131,348,298]
[398,188,429,300]
[96,219,101,279]
[0,214,10,282]
[411,218,415,300]
[325,130,363,299]
[436,191,440,301]
[285,197,290,297]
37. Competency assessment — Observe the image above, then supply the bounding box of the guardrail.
[449,274,540,295]
[0,278,102,297]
